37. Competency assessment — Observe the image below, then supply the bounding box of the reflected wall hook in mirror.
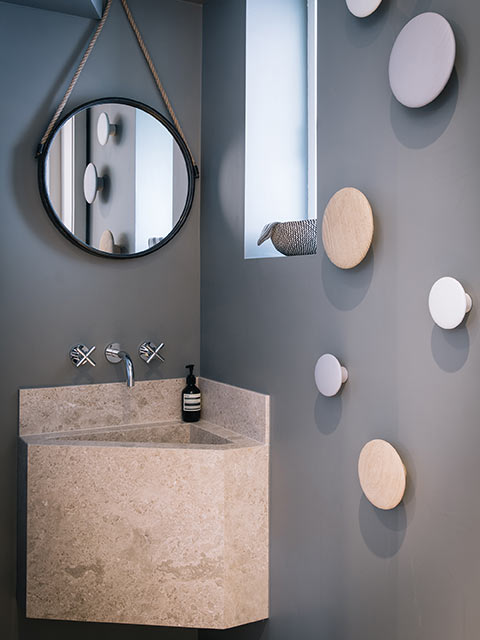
[83,163,105,204]
[97,112,118,146]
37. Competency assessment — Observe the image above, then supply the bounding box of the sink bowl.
[50,422,233,446]
[18,378,269,629]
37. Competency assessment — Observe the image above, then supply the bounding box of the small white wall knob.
[428,277,472,330]
[83,162,104,204]
[97,112,117,146]
[314,354,348,397]
[346,0,382,18]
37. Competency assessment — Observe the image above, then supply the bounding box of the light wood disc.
[322,187,374,269]
[358,439,406,510]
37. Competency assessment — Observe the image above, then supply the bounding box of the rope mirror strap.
[36,0,198,176]
[36,0,113,156]
[119,0,198,176]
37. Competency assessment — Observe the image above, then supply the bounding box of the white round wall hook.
[97,112,118,146]
[346,0,382,19]
[314,354,348,397]
[389,13,456,108]
[428,276,472,330]
[83,163,105,204]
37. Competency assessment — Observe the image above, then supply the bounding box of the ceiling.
[2,0,102,18]
[2,0,204,19]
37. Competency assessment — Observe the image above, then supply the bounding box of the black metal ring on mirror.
[37,97,197,258]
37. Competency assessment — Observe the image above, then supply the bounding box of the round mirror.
[38,98,196,258]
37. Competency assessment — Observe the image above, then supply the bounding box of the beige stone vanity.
[19,378,269,629]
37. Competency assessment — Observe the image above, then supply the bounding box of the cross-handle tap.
[139,340,165,364]
[69,344,96,368]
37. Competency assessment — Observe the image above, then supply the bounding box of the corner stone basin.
[49,423,233,446]
[18,378,269,629]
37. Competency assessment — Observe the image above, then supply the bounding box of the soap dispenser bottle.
[182,364,201,422]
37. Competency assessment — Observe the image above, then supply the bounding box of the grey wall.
[200,0,480,639]
[0,1,201,638]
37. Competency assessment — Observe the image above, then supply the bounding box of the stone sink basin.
[18,378,269,629]
[48,422,238,446]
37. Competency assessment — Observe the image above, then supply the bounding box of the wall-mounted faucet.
[105,343,135,388]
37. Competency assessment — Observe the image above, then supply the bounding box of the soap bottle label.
[183,393,201,412]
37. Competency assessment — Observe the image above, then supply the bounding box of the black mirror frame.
[37,97,197,259]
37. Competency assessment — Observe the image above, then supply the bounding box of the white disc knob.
[346,0,382,18]
[97,112,117,146]
[83,163,104,204]
[428,277,472,330]
[314,354,348,397]
[389,12,456,108]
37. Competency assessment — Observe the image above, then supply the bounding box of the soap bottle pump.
[182,364,201,422]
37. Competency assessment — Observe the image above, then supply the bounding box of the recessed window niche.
[244,0,317,259]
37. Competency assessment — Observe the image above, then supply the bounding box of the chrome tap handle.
[70,344,96,368]
[139,341,165,364]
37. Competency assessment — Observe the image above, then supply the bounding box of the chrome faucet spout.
[105,343,135,388]
[122,351,135,388]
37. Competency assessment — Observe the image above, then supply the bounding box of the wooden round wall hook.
[358,439,406,510]
[322,187,374,269]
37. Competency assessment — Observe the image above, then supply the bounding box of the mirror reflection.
[44,102,191,256]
